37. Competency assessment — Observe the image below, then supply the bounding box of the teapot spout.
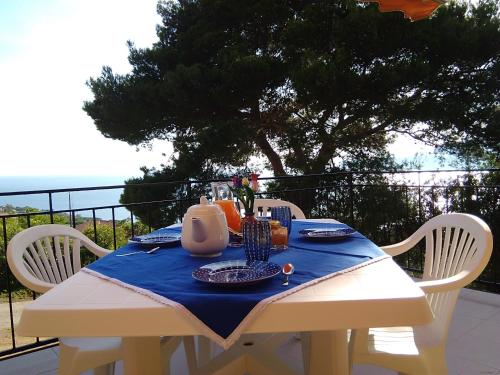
[192,217,208,243]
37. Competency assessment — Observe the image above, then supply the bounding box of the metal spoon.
[116,246,160,257]
[228,227,243,238]
[282,263,295,286]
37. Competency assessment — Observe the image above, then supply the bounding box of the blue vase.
[242,218,271,262]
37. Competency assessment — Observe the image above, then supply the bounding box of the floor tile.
[0,348,58,375]
[37,370,57,375]
[454,298,500,320]
[447,354,500,375]
[447,334,500,370]
[468,319,500,345]
[462,290,500,308]
[275,335,306,374]
[485,310,500,326]
[459,288,474,298]
[448,311,483,340]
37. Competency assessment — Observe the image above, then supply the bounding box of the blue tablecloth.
[85,221,386,347]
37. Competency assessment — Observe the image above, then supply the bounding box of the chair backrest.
[419,214,492,284]
[253,199,306,219]
[7,224,111,293]
[391,214,493,344]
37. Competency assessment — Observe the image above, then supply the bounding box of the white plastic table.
[17,220,433,375]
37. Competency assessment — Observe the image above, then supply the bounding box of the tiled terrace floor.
[1,288,500,375]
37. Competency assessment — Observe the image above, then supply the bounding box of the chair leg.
[58,343,79,375]
[161,336,182,375]
[198,336,212,366]
[183,336,199,375]
[58,339,121,375]
[421,346,448,375]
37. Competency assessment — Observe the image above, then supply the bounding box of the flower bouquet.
[228,173,259,216]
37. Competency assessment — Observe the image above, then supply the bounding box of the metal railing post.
[187,180,193,206]
[2,217,16,350]
[92,209,98,244]
[48,192,54,224]
[112,207,117,250]
[348,172,354,226]
[130,211,135,237]
[417,171,422,224]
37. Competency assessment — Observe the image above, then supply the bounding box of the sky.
[0,0,436,178]
[0,0,169,177]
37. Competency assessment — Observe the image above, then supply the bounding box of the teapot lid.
[185,196,224,216]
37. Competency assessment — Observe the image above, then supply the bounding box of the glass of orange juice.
[270,220,288,250]
[211,182,241,232]
[214,200,241,232]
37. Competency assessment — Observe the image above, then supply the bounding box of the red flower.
[250,173,259,192]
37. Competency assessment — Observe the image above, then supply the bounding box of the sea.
[0,176,131,220]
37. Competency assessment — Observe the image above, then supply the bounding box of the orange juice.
[270,220,288,249]
[214,200,241,232]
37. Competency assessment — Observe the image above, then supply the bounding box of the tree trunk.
[251,101,287,176]
[255,132,287,176]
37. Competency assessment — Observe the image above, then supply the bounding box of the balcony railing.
[0,169,498,359]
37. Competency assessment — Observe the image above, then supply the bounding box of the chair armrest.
[416,272,468,294]
[380,225,429,256]
[90,246,113,258]
[380,238,414,257]
[81,239,113,258]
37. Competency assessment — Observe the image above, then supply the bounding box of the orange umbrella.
[360,0,445,21]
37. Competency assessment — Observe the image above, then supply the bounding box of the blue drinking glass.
[242,219,271,262]
[271,206,292,237]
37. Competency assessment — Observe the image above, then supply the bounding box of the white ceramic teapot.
[181,196,229,257]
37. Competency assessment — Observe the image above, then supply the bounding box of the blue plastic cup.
[271,206,292,237]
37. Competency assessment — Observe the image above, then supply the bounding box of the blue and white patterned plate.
[192,260,281,287]
[299,227,356,241]
[128,233,181,247]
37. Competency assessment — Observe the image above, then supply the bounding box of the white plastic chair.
[349,213,493,375]
[253,198,306,219]
[7,224,180,375]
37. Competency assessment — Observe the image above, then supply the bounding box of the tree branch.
[290,143,309,172]
[311,118,394,172]
[255,131,287,176]
[251,100,287,176]
[340,119,392,145]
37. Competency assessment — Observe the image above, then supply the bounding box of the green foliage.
[83,223,124,250]
[82,220,151,250]
[0,208,151,294]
